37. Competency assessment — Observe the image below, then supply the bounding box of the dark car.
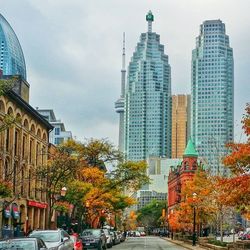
[81,229,106,250]
[0,237,48,250]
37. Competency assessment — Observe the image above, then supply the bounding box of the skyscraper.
[115,33,126,152]
[124,11,172,161]
[172,94,191,158]
[0,14,26,80]
[191,20,234,175]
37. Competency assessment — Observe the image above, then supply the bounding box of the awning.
[3,204,11,218]
[11,203,20,219]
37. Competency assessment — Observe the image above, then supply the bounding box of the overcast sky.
[1,0,249,146]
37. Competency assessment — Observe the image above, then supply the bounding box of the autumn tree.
[36,138,149,229]
[222,103,250,219]
[170,170,218,233]
[35,143,82,227]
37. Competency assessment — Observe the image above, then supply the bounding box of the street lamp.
[85,201,90,228]
[192,192,197,246]
[60,187,67,197]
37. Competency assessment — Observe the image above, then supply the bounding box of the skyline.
[1,0,249,146]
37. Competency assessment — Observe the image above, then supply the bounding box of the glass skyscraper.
[124,11,172,161]
[0,14,26,80]
[191,20,234,175]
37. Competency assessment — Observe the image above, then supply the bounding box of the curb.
[163,237,206,250]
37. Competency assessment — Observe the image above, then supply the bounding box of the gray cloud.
[1,0,249,145]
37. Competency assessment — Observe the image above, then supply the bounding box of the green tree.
[137,200,166,230]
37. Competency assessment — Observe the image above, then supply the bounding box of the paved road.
[111,236,186,249]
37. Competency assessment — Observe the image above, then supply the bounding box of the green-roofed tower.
[183,139,198,158]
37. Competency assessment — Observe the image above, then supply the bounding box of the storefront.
[27,200,47,231]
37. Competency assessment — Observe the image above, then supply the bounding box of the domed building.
[0,14,26,80]
[0,14,53,235]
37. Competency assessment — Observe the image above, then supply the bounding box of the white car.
[103,228,113,248]
[29,229,74,250]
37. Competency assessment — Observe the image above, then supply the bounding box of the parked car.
[29,229,74,250]
[140,231,146,236]
[134,231,141,237]
[103,229,113,248]
[81,229,106,250]
[240,232,250,240]
[110,231,120,245]
[70,234,83,250]
[118,231,125,242]
[0,237,48,250]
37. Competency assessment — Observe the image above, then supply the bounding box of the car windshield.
[30,231,60,242]
[0,240,35,250]
[82,230,101,237]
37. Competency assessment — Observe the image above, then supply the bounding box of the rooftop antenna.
[146,10,154,33]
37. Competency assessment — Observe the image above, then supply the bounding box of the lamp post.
[167,214,170,238]
[192,192,197,246]
[57,187,67,229]
[85,201,90,228]
[60,187,67,198]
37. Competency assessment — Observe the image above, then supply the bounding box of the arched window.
[23,119,29,130]
[0,100,5,113]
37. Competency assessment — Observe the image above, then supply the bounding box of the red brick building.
[168,139,201,213]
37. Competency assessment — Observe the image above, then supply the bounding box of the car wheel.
[97,243,102,250]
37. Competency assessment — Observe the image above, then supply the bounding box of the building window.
[54,127,60,135]
[54,137,64,145]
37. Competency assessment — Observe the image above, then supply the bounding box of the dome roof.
[0,14,26,80]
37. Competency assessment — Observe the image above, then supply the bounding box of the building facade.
[0,14,26,80]
[124,11,172,161]
[191,20,234,175]
[168,140,202,212]
[0,89,53,236]
[145,157,180,193]
[36,109,72,145]
[172,95,190,158]
[131,190,167,211]
[0,13,53,236]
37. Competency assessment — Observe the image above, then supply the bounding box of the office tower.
[0,14,26,80]
[172,94,191,158]
[191,20,234,175]
[115,33,126,152]
[124,11,171,161]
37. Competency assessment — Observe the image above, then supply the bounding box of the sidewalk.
[163,237,207,250]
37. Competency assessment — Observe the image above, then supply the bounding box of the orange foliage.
[223,103,250,174]
[80,167,107,185]
[221,104,250,216]
[223,143,250,174]
[170,170,219,231]
[216,176,250,215]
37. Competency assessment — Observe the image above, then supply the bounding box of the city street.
[111,236,186,250]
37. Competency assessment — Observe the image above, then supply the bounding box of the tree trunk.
[220,211,223,242]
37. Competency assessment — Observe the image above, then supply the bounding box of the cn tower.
[115,33,126,152]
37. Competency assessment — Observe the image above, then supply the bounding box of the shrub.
[208,239,228,247]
